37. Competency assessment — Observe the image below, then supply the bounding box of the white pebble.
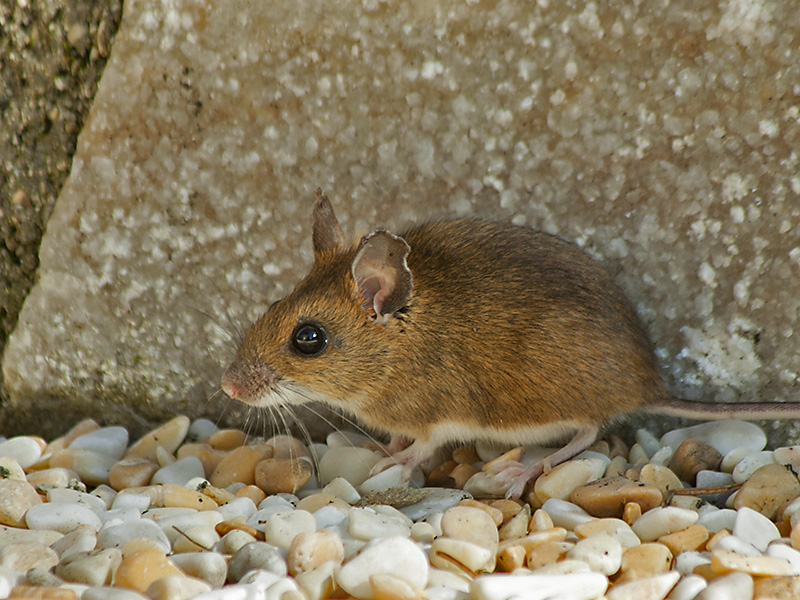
[318,447,381,487]
[674,550,711,575]
[714,534,761,557]
[470,572,608,600]
[188,418,218,443]
[111,492,151,512]
[313,504,348,529]
[566,534,622,575]
[541,499,595,530]
[69,427,129,461]
[46,488,108,516]
[631,507,699,542]
[693,571,753,600]
[697,507,737,533]
[26,502,102,534]
[774,445,800,468]
[0,437,43,469]
[649,446,674,466]
[534,457,607,502]
[661,421,766,455]
[322,476,361,504]
[170,551,228,588]
[667,574,708,600]
[636,428,661,457]
[150,456,205,486]
[733,506,780,552]
[731,451,776,483]
[217,497,257,522]
[50,525,98,559]
[155,511,223,546]
[337,536,428,598]
[98,519,171,553]
[695,469,734,487]
[358,464,408,493]
[348,507,412,541]
[766,543,800,575]
[326,430,373,447]
[606,571,680,600]
[263,510,316,551]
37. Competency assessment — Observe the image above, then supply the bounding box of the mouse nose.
[221,375,241,400]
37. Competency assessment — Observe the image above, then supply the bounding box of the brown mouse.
[222,190,800,498]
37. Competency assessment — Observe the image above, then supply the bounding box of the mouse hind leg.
[487,424,601,499]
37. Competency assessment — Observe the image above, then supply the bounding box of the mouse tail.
[646,397,800,421]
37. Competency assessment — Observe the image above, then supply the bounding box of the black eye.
[291,323,328,356]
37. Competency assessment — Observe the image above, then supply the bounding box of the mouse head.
[221,190,413,412]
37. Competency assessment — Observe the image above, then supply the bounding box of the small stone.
[234,484,267,505]
[525,541,571,570]
[713,534,762,557]
[216,529,258,555]
[766,544,800,576]
[207,428,247,450]
[721,447,752,473]
[574,518,641,549]
[54,548,122,586]
[125,416,191,461]
[359,464,409,493]
[0,457,26,481]
[338,536,428,599]
[26,502,102,534]
[496,544,527,572]
[210,444,272,488]
[674,551,712,576]
[668,438,722,485]
[69,427,129,461]
[265,435,309,459]
[169,551,228,588]
[150,457,205,486]
[698,508,737,534]
[25,467,81,489]
[109,458,160,490]
[0,436,44,469]
[660,421,766,456]
[145,574,211,599]
[753,576,800,600]
[297,492,351,515]
[638,464,683,497]
[623,502,642,526]
[658,523,709,554]
[531,508,555,531]
[46,420,100,454]
[227,542,288,583]
[254,457,313,495]
[288,529,345,575]
[114,549,185,593]
[51,525,97,560]
[46,488,108,515]
[693,571,753,600]
[0,525,62,547]
[463,471,512,498]
[431,537,496,575]
[606,571,680,600]
[498,503,530,540]
[441,506,499,549]
[733,506,781,552]
[620,543,673,575]
[349,507,412,540]
[631,506,699,542]
[734,464,800,520]
[171,523,221,553]
[97,519,171,553]
[176,443,226,476]
[711,549,794,576]
[569,476,662,518]
[732,451,777,483]
[541,498,595,530]
[410,521,436,543]
[0,541,59,572]
[263,509,316,551]
[470,572,608,600]
[534,457,607,502]
[394,488,471,521]
[450,463,480,488]
[6,587,77,600]
[156,483,219,510]
[369,572,423,600]
[567,533,622,575]
[318,447,382,487]
[458,500,504,527]
[696,470,734,488]
[0,479,43,527]
[49,449,117,486]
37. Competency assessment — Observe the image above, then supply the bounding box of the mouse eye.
[291,323,328,356]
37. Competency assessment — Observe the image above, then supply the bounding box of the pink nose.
[221,375,241,400]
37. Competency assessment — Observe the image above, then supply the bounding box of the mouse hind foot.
[486,424,601,499]
[370,437,437,480]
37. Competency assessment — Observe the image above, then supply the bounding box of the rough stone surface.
[3,0,800,440]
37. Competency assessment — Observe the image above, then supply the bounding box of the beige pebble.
[606,570,680,600]
[482,447,525,471]
[638,464,684,496]
[215,518,261,540]
[125,416,190,462]
[25,468,80,489]
[623,502,643,526]
[198,484,236,506]
[487,499,525,524]
[294,561,336,600]
[54,548,122,586]
[6,586,77,599]
[620,543,673,575]
[265,510,317,552]
[234,484,267,506]
[567,533,623,576]
[48,449,116,487]
[458,499,504,527]
[176,443,227,476]
[606,456,629,478]
[217,529,259,554]
[705,528,731,551]
[288,529,345,575]
[530,508,555,531]
[143,484,219,510]
[109,457,159,490]
[370,572,424,600]
[569,476,662,518]
[441,506,499,549]
[753,576,800,600]
[266,435,309,459]
[209,445,272,488]
[430,537,496,575]
[171,524,221,553]
[207,428,248,450]
[658,523,709,555]
[574,518,641,549]
[46,419,100,454]
[734,463,800,520]
[296,493,351,515]
[711,549,795,577]
[410,522,436,543]
[498,528,568,554]
[146,574,212,600]
[792,523,800,551]
[0,541,59,572]
[114,549,185,593]
[427,460,457,484]
[526,540,572,570]
[0,479,43,527]
[499,503,531,540]
[535,457,607,502]
[631,507,699,542]
[452,445,481,464]
[0,457,26,481]
[450,463,480,488]
[668,438,722,485]
[496,544,527,572]
[254,457,313,495]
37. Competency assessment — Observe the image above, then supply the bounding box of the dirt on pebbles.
[1,416,800,599]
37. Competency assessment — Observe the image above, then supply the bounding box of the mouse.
[221,190,800,498]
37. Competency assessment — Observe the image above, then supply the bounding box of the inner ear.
[351,229,413,320]
[312,188,345,255]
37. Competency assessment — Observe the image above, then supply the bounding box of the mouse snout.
[221,360,274,405]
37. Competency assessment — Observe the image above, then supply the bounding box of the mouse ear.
[351,229,413,322]
[312,188,345,255]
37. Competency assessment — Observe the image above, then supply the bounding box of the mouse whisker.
[283,404,321,481]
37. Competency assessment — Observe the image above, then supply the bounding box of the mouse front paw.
[369,438,436,479]
[485,460,546,499]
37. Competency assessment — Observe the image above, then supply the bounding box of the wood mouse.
[222,190,800,498]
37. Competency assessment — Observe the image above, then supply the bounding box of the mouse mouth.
[221,361,276,406]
